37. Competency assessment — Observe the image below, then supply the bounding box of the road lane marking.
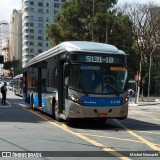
[77,133,142,143]
[134,130,160,135]
[27,109,131,160]
[132,111,160,121]
[114,119,160,152]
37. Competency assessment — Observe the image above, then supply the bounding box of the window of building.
[46,9,49,13]
[30,55,34,58]
[30,22,34,26]
[38,42,43,46]
[54,10,58,15]
[30,1,34,5]
[30,42,34,45]
[25,22,29,26]
[30,35,34,39]
[30,49,34,52]
[29,16,34,21]
[38,36,43,40]
[38,2,43,6]
[30,29,34,33]
[38,30,43,34]
[30,8,34,12]
[38,49,42,53]
[38,9,43,13]
[46,3,49,7]
[46,43,48,47]
[38,23,43,28]
[54,3,60,8]
[38,17,43,21]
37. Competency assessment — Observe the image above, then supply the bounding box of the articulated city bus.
[13,74,23,97]
[23,41,128,122]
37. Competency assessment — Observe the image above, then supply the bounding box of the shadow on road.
[66,118,160,132]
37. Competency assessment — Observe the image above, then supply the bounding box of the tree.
[118,2,160,95]
[46,0,135,78]
[3,60,21,77]
[118,2,160,71]
[46,0,133,46]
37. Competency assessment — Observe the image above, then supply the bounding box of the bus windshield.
[69,64,128,94]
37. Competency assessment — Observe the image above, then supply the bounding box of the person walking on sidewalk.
[128,88,134,102]
[1,82,7,105]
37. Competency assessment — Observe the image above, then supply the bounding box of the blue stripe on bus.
[81,96,122,107]
[34,96,39,106]
[33,95,47,108]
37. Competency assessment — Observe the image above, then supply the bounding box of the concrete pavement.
[0,97,11,107]
[129,96,160,106]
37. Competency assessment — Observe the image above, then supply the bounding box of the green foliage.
[3,60,22,76]
[3,61,13,70]
[46,0,122,44]
[46,0,136,78]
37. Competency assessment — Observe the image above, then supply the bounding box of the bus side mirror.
[65,77,69,86]
[64,63,70,86]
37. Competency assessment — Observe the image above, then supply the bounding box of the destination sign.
[70,54,126,65]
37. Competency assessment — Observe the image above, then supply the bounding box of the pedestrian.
[1,82,7,105]
[128,89,134,102]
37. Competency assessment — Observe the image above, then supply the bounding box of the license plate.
[97,113,108,118]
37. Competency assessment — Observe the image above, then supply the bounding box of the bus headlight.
[122,96,128,104]
[69,95,82,105]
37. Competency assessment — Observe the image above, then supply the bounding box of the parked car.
[8,82,13,91]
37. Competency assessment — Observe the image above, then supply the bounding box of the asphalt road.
[0,90,159,160]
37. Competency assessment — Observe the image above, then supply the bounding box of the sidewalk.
[129,96,160,106]
[0,98,11,107]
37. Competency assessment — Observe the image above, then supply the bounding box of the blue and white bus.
[13,74,23,97]
[23,41,128,122]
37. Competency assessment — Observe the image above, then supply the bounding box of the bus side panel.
[64,99,85,118]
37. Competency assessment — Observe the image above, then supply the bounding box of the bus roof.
[24,41,126,68]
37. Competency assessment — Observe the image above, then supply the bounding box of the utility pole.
[136,51,142,103]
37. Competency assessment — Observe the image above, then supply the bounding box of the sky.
[0,0,160,23]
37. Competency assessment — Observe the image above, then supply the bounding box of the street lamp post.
[148,44,160,102]
[136,51,142,103]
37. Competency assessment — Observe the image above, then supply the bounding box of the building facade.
[9,9,22,76]
[0,20,10,77]
[10,9,22,62]
[21,0,65,67]
[1,38,11,77]
[0,21,9,55]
